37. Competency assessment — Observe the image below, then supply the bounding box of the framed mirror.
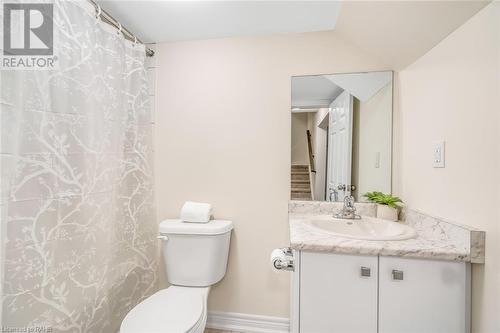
[291,71,393,202]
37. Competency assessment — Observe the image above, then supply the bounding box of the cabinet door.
[379,256,470,333]
[300,252,378,333]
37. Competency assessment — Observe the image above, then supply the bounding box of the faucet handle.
[344,195,355,208]
[335,195,361,220]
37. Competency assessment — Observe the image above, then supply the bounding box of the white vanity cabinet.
[299,252,378,333]
[292,251,471,333]
[378,256,470,333]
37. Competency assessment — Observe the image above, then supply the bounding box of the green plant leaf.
[363,191,403,208]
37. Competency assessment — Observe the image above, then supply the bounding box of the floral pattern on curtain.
[0,1,157,332]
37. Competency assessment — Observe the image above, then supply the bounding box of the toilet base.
[120,286,210,333]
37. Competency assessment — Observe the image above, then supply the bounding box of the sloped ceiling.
[292,76,344,108]
[292,71,393,108]
[334,1,489,70]
[96,1,341,43]
[326,71,392,102]
[97,0,490,70]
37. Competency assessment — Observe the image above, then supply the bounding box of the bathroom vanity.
[288,70,486,333]
[294,252,469,333]
[288,201,485,333]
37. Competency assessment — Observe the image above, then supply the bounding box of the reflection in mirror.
[291,71,393,202]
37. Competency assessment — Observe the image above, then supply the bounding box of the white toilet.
[120,219,233,333]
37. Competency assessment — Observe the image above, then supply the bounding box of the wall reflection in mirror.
[291,71,393,202]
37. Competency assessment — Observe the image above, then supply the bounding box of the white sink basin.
[306,216,416,241]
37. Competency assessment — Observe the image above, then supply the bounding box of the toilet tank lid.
[160,219,233,235]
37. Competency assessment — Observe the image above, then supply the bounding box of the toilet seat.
[120,286,209,333]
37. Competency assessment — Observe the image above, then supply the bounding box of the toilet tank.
[159,219,233,287]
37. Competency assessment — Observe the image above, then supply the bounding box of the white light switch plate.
[433,141,445,168]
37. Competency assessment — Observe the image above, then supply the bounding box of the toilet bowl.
[120,219,233,333]
[120,287,209,333]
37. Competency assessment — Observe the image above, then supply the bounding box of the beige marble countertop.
[289,201,485,263]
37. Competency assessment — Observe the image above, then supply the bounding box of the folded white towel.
[180,201,212,223]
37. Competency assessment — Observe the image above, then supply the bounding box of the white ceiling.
[326,71,392,102]
[96,1,341,43]
[292,76,343,109]
[292,71,393,108]
[98,0,489,70]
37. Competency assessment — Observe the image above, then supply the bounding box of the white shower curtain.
[1,1,157,332]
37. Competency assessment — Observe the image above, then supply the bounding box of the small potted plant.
[363,191,403,221]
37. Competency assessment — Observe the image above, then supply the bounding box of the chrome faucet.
[334,195,361,220]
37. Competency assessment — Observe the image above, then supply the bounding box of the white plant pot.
[376,204,399,221]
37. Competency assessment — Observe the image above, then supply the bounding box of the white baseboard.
[206,311,290,333]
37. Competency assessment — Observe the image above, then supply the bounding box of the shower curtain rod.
[89,0,155,57]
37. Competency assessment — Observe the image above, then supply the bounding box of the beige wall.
[357,84,393,198]
[397,3,500,332]
[154,3,499,327]
[154,31,386,317]
[291,113,309,165]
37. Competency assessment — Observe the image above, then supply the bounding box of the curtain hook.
[96,4,102,20]
[134,36,138,46]
[117,22,122,36]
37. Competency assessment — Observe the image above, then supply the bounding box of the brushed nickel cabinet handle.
[392,269,404,281]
